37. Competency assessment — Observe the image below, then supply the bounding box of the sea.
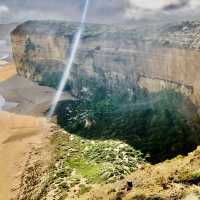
[0,39,9,68]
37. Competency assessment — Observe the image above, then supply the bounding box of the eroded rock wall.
[138,47,200,106]
[11,20,200,106]
[11,21,144,95]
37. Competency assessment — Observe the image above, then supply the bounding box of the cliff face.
[11,21,143,95]
[11,20,200,106]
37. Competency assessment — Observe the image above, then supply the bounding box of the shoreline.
[0,63,51,199]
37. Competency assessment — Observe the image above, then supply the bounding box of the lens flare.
[48,0,90,118]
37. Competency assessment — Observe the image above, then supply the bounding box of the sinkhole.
[52,85,200,164]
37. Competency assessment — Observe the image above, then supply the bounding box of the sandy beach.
[0,64,74,115]
[0,63,16,82]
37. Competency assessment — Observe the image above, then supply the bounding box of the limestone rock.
[10,20,200,106]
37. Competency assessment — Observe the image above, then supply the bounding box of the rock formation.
[11,20,200,107]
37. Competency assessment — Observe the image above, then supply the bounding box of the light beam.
[48,0,90,118]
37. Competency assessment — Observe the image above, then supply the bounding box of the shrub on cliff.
[56,86,200,163]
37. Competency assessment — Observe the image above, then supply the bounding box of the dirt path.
[0,111,50,200]
[0,63,52,199]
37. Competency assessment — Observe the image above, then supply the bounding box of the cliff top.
[12,20,109,37]
[11,20,147,45]
[159,20,200,50]
[11,19,200,50]
[12,20,134,37]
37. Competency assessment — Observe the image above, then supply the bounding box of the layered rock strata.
[11,20,200,106]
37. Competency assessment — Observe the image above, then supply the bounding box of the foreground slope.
[19,127,200,200]
[0,111,51,200]
[79,147,200,200]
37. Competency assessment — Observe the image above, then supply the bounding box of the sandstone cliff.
[11,21,145,95]
[11,20,200,107]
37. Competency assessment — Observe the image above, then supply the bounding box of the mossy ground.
[78,146,200,200]
[39,128,145,199]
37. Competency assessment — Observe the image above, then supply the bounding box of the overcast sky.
[0,0,199,24]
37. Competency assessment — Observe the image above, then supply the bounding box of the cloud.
[128,0,188,10]
[124,0,200,19]
[189,0,200,8]
[0,5,9,14]
[0,0,200,24]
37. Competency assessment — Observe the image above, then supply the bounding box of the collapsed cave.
[54,83,200,164]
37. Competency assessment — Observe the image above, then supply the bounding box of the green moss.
[177,171,200,184]
[78,184,92,195]
[66,158,103,183]
[50,131,144,186]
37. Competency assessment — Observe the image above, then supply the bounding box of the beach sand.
[0,63,74,115]
[0,63,16,82]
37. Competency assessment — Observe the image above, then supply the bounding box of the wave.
[0,95,18,111]
[0,95,5,110]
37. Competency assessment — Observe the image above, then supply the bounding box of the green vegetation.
[39,71,63,89]
[25,38,36,54]
[56,84,200,163]
[39,131,145,199]
[51,132,144,184]
[81,29,102,39]
[78,184,92,195]
[177,170,200,185]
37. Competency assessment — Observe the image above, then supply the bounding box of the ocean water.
[0,95,5,110]
[0,95,18,111]
[0,40,9,64]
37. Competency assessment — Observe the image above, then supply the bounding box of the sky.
[0,0,199,24]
